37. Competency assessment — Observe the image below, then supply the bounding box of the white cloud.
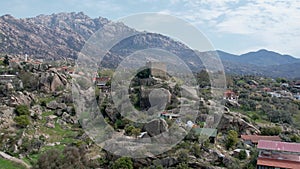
[160,0,300,56]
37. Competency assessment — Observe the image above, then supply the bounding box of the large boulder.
[143,119,168,137]
[50,74,64,92]
[218,111,260,134]
[39,72,51,93]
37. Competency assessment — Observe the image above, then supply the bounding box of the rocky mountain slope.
[0,12,299,78]
[0,12,109,59]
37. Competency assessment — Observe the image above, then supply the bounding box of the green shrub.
[261,126,282,136]
[131,128,141,138]
[251,113,260,121]
[226,130,239,149]
[176,162,191,169]
[238,149,247,160]
[114,119,125,129]
[14,115,30,128]
[15,105,30,116]
[112,157,133,169]
[125,125,135,135]
[177,149,189,162]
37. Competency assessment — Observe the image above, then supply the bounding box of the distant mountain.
[0,12,299,78]
[0,12,113,59]
[217,49,300,66]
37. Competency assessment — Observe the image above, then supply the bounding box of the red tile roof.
[241,135,281,144]
[257,157,300,169]
[258,140,300,153]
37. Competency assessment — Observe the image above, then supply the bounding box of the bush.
[111,157,133,169]
[131,128,141,138]
[290,134,300,143]
[260,126,282,136]
[191,143,201,158]
[251,113,260,121]
[226,130,239,149]
[15,105,30,116]
[14,115,30,128]
[176,162,191,169]
[177,149,189,162]
[114,119,125,129]
[34,146,92,169]
[238,149,247,160]
[124,125,135,136]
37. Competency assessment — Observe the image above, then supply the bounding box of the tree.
[3,55,9,66]
[226,130,239,149]
[131,128,141,138]
[112,157,133,169]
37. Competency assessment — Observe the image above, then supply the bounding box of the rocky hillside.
[0,12,110,59]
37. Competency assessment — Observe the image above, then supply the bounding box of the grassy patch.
[38,97,55,106]
[0,158,26,169]
[293,112,300,129]
[39,122,77,143]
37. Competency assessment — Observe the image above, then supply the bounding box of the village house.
[241,135,282,146]
[262,87,272,93]
[267,91,281,98]
[95,77,110,86]
[257,140,300,169]
[94,76,110,92]
[223,90,239,101]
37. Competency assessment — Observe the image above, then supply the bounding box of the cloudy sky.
[1,0,300,57]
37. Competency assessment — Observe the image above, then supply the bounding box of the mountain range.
[0,12,299,78]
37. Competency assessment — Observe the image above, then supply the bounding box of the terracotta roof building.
[257,140,300,169]
[223,90,238,100]
[241,135,282,145]
[95,77,110,86]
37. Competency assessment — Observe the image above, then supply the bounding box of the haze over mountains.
[0,12,299,78]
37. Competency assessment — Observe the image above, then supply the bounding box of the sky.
[1,0,300,57]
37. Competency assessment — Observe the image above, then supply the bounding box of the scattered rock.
[46,100,59,110]
[46,100,66,110]
[9,92,34,106]
[45,122,55,128]
[55,109,63,116]
[47,115,57,120]
[30,105,42,120]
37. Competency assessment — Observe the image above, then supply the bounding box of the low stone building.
[146,61,167,79]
